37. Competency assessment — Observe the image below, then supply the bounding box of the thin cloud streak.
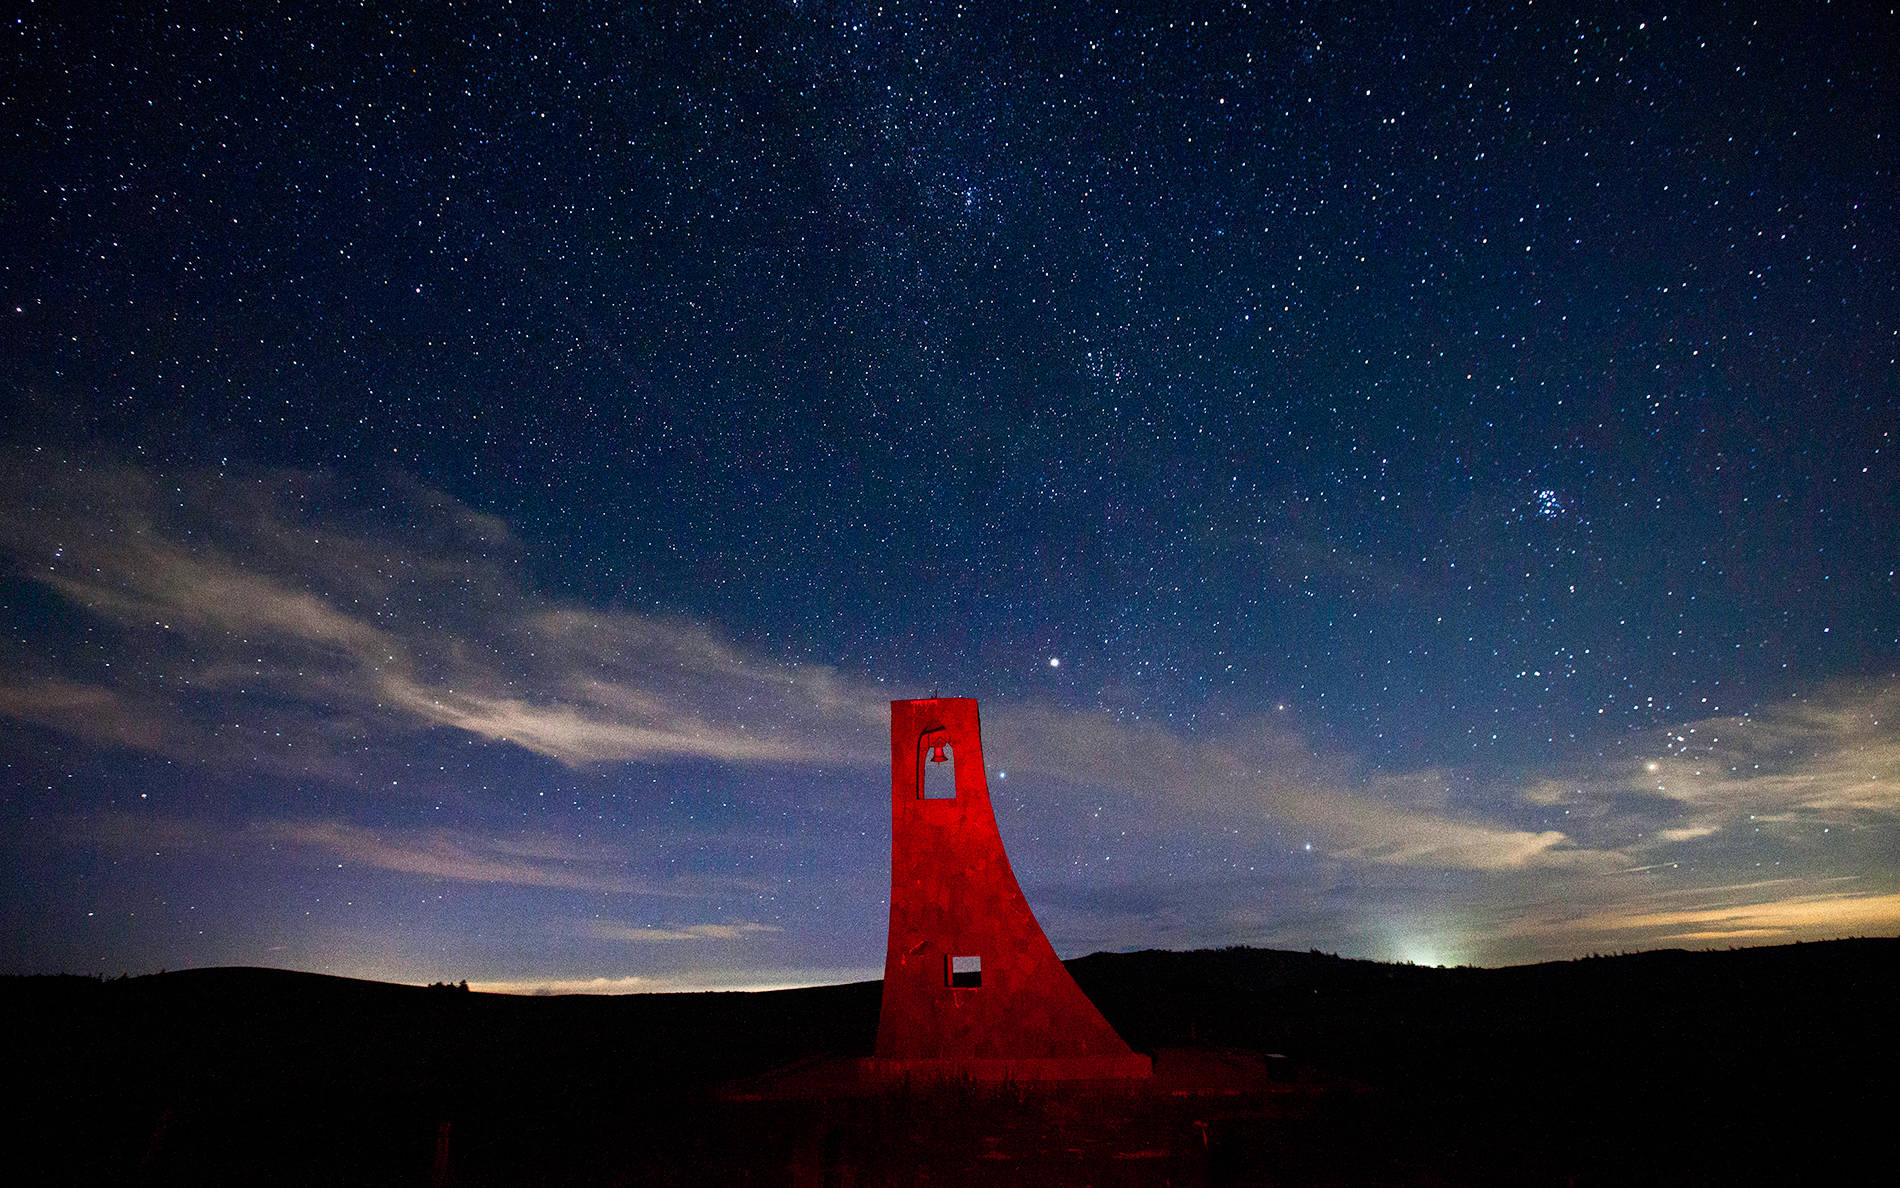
[1455,876,1900,954]
[1512,684,1900,851]
[376,672,815,765]
[1591,890,1900,941]
[0,680,169,750]
[0,455,888,773]
[1640,688,1900,821]
[988,705,1611,872]
[262,819,665,895]
[71,811,731,899]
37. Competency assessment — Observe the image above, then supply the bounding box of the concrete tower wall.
[871,698,1150,1079]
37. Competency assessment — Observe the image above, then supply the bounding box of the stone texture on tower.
[868,697,1151,1080]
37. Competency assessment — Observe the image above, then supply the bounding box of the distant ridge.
[6,937,1893,1184]
[10,933,1897,995]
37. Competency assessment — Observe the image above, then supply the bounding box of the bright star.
[1048,657,1060,668]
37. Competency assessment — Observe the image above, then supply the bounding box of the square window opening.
[948,954,982,988]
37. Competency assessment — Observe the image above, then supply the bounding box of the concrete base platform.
[861,1052,1153,1082]
[719,1047,1291,1102]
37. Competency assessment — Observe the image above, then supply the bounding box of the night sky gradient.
[3,0,1896,992]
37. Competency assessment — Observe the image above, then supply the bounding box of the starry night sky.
[3,0,1895,991]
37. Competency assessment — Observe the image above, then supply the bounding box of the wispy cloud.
[1512,685,1900,847]
[72,810,732,899]
[988,705,1610,872]
[0,680,169,750]
[1475,878,1900,950]
[2,452,1614,878]
[1638,688,1900,821]
[0,454,887,775]
[261,818,671,894]
[1613,890,1900,941]
[375,668,819,765]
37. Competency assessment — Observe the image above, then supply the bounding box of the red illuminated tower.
[868,698,1151,1080]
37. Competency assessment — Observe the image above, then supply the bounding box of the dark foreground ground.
[6,938,1894,1185]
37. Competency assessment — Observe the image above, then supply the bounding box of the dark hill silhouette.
[6,939,1893,1184]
